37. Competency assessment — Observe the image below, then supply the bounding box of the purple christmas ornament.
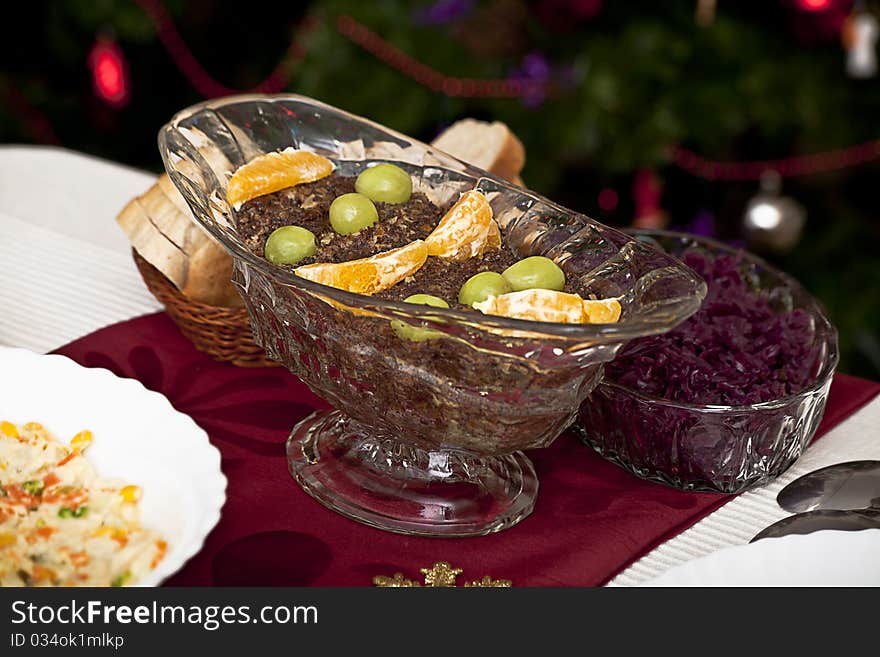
[508,51,551,107]
[416,0,475,25]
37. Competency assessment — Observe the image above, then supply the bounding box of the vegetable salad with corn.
[0,421,167,586]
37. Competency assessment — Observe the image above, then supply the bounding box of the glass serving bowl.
[575,229,839,494]
[158,94,706,536]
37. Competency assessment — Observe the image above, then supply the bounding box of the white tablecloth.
[2,145,878,585]
[0,146,162,351]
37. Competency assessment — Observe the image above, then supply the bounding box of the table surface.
[2,144,878,586]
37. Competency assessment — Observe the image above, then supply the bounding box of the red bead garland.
[135,0,312,98]
[335,14,547,99]
[672,141,880,180]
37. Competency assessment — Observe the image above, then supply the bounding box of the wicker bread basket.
[132,249,277,367]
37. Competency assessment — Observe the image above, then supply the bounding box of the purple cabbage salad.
[605,249,816,406]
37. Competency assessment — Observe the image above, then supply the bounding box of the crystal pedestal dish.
[159,94,706,536]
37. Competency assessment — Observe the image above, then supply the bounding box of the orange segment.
[425,190,501,261]
[295,240,428,295]
[473,289,621,324]
[485,217,502,250]
[581,298,623,323]
[474,289,587,323]
[227,148,334,209]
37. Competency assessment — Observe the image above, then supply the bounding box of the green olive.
[329,193,379,235]
[264,226,317,265]
[401,294,448,307]
[355,163,413,204]
[457,271,512,306]
[502,256,566,292]
[391,294,449,342]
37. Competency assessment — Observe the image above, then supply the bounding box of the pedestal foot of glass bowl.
[286,410,538,537]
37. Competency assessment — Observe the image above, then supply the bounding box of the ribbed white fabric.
[0,146,163,353]
[0,212,161,352]
[2,146,878,586]
[0,145,156,253]
[611,395,880,586]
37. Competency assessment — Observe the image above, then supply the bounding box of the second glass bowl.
[575,230,839,494]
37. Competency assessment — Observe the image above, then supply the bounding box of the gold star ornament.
[373,562,512,587]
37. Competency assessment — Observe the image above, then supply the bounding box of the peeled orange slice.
[425,190,501,261]
[581,297,624,323]
[473,289,622,324]
[294,240,428,295]
[227,148,334,209]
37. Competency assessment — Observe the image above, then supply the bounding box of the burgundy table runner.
[53,312,880,586]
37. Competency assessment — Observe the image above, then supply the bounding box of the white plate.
[641,529,880,587]
[0,346,226,586]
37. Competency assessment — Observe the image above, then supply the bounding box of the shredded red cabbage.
[606,250,816,405]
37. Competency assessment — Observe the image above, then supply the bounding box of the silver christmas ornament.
[743,171,806,254]
[845,9,878,79]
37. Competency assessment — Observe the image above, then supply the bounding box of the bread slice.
[117,174,242,308]
[430,119,526,183]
